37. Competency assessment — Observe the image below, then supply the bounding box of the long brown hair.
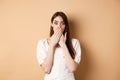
[50,11,75,59]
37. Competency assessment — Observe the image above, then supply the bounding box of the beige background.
[0,0,120,80]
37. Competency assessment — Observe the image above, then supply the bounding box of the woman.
[37,11,81,80]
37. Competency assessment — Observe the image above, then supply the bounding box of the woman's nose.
[58,24,61,28]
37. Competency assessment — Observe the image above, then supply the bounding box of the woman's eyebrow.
[54,20,64,22]
[54,20,58,22]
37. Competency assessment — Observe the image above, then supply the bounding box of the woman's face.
[51,16,65,33]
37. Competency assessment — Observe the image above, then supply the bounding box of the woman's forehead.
[53,16,64,22]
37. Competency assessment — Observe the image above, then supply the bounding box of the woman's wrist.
[49,43,56,48]
[60,42,66,48]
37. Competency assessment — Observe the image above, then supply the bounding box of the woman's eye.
[61,22,65,25]
[54,22,58,25]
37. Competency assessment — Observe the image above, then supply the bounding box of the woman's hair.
[50,11,75,59]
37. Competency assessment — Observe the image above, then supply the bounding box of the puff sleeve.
[36,40,47,65]
[73,39,81,64]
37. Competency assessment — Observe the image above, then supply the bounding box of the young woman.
[37,11,81,80]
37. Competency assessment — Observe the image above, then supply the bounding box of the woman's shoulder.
[71,38,79,43]
[37,38,47,45]
[71,38,80,46]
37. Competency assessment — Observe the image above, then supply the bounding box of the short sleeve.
[73,39,81,64]
[36,39,47,65]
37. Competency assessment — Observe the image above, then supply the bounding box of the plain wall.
[0,0,120,80]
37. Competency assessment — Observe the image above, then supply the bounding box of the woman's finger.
[64,32,67,41]
[55,28,62,38]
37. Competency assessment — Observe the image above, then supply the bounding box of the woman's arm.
[59,33,79,72]
[61,43,78,72]
[41,44,55,74]
[41,28,62,74]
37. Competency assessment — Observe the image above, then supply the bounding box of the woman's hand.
[49,27,62,47]
[59,32,67,47]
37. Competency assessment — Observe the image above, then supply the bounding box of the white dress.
[36,38,81,80]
